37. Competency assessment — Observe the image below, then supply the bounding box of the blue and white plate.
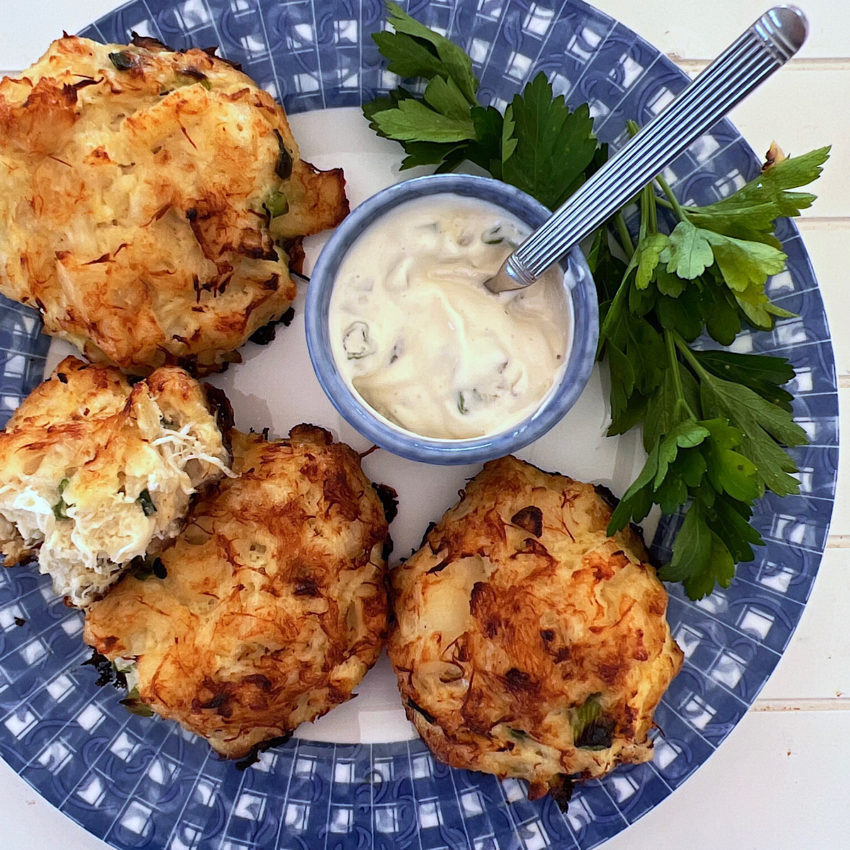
[0,2,838,849]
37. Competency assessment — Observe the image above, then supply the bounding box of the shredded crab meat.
[152,423,236,486]
[0,362,231,607]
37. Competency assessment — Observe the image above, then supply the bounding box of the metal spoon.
[485,5,808,293]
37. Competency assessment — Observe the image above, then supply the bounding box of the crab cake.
[0,356,232,606]
[0,35,348,375]
[388,456,683,803]
[83,425,390,758]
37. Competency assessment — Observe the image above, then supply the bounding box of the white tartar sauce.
[329,194,571,440]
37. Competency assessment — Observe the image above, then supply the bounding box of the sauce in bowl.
[328,194,571,440]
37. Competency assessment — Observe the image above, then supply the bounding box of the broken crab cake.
[388,456,683,803]
[0,356,232,605]
[83,425,390,758]
[0,35,348,375]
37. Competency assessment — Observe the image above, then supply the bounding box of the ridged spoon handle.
[486,5,808,293]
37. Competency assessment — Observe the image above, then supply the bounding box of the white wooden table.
[0,1,847,848]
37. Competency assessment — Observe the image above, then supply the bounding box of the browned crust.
[83,426,389,757]
[0,355,229,593]
[0,36,348,375]
[388,455,683,798]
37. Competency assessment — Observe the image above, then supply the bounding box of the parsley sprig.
[364,3,599,205]
[364,3,829,599]
[594,139,827,597]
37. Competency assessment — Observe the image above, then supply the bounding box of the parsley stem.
[655,173,687,221]
[674,333,709,379]
[613,212,635,256]
[665,329,697,420]
[638,182,660,239]
[638,187,649,243]
[647,184,659,235]
[652,195,696,216]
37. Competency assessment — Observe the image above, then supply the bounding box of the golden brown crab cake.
[83,425,391,758]
[0,34,348,375]
[388,455,683,803]
[0,356,232,606]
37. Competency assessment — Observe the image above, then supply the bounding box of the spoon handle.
[488,5,807,292]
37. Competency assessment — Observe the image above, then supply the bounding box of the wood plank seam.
[753,698,850,711]
[671,57,850,71]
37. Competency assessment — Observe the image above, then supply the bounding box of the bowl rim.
[305,172,599,465]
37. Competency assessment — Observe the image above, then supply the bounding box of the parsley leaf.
[364,3,481,168]
[684,146,831,241]
[699,273,743,344]
[659,500,738,599]
[423,75,474,120]
[363,86,468,168]
[501,73,598,209]
[398,140,468,171]
[660,220,714,279]
[703,230,787,292]
[368,97,475,143]
[363,5,599,199]
[372,28,447,82]
[362,86,408,132]
[695,364,807,497]
[630,233,668,290]
[380,1,478,104]
[466,105,513,178]
[654,421,711,489]
[120,686,155,717]
[694,350,795,410]
[586,221,628,310]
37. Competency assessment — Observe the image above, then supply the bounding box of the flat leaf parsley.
[365,3,599,199]
[364,3,829,599]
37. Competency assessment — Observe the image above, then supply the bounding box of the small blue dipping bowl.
[305,173,598,465]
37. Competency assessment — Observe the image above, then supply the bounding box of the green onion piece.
[273,129,293,179]
[265,191,289,218]
[137,489,157,516]
[342,321,374,359]
[108,51,136,71]
[482,225,504,244]
[572,694,613,749]
[119,686,154,717]
[131,556,167,581]
[178,73,212,90]
[52,479,71,520]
